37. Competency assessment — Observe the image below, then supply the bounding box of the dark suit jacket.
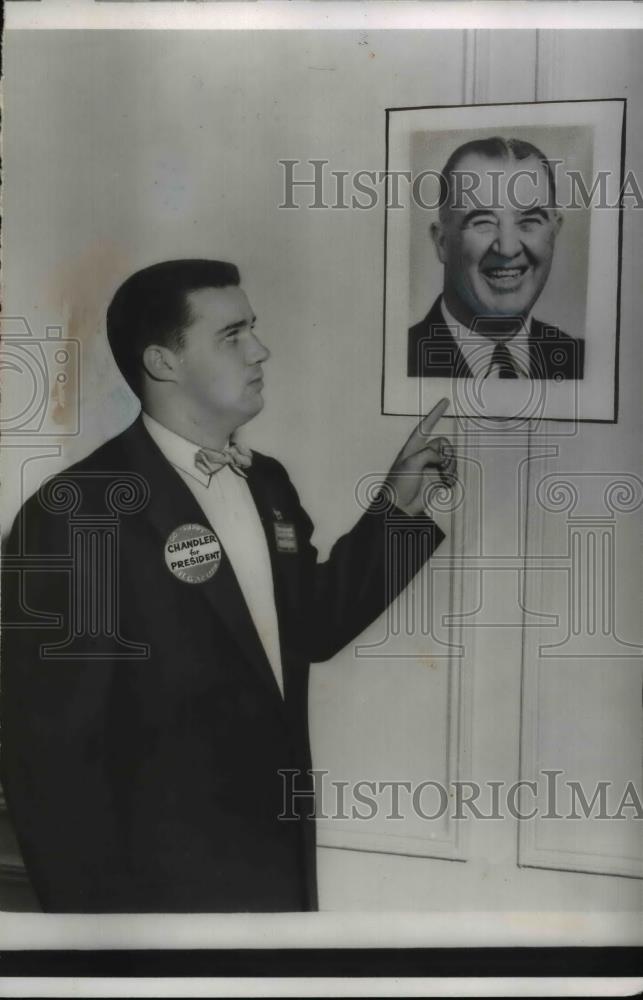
[0,416,444,913]
[408,297,585,380]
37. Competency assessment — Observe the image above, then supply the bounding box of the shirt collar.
[440,296,532,378]
[142,412,213,487]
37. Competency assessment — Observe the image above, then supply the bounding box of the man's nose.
[492,221,523,260]
[247,332,270,364]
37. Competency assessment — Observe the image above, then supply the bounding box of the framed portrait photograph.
[383,99,626,423]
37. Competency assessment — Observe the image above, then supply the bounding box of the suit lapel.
[410,297,474,378]
[528,320,584,380]
[119,417,288,711]
[433,298,475,378]
[244,460,299,694]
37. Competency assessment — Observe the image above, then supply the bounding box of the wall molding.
[518,444,643,879]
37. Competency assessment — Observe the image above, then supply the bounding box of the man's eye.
[519,217,543,230]
[470,219,497,232]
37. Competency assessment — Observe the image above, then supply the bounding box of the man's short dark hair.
[106,258,240,397]
[439,136,557,217]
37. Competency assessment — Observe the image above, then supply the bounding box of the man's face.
[433,153,562,327]
[173,285,269,431]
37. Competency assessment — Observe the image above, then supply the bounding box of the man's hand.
[384,397,456,516]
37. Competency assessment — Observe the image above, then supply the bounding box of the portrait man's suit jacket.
[408,297,585,380]
[0,416,444,913]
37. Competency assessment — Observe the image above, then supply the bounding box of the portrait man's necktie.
[194,441,253,479]
[489,341,519,379]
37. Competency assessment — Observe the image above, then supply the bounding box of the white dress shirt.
[440,299,532,379]
[142,412,284,696]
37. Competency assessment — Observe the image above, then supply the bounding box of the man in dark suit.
[1,259,454,913]
[408,136,584,381]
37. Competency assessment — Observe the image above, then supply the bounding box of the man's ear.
[141,344,180,384]
[430,220,448,264]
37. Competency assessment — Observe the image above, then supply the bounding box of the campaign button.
[164,523,222,584]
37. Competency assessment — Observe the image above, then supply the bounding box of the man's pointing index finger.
[400,397,450,459]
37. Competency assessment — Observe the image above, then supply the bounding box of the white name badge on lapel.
[165,523,222,583]
[274,521,297,553]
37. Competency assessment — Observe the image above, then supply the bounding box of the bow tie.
[194,441,253,480]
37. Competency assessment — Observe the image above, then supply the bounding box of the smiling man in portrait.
[407,136,585,382]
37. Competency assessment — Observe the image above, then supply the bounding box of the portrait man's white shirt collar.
[440,297,532,379]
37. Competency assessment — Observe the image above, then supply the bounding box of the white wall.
[3,29,465,533]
